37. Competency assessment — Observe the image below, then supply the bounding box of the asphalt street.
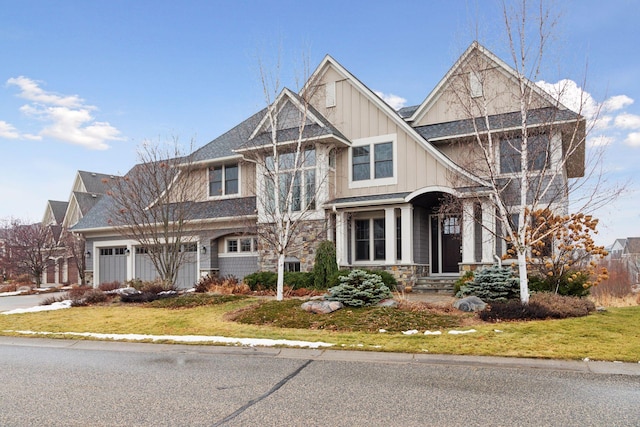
[0,337,638,426]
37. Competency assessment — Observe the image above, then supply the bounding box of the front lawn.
[0,294,638,362]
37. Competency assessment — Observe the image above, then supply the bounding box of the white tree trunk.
[517,250,529,304]
[276,252,285,301]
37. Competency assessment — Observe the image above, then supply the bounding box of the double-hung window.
[350,135,396,188]
[499,134,549,174]
[265,148,316,213]
[354,218,386,262]
[209,164,239,197]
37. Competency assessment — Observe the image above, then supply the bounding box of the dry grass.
[590,292,640,307]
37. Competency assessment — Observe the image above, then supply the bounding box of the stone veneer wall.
[258,219,327,272]
[340,264,430,288]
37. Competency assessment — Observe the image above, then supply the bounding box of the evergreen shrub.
[328,269,397,290]
[457,265,519,302]
[326,269,393,307]
[312,241,338,289]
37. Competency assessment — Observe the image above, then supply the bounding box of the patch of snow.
[448,329,477,335]
[494,329,503,333]
[5,330,334,349]
[1,300,72,315]
[402,329,419,335]
[583,357,590,362]
[0,291,23,297]
[424,331,442,335]
[378,329,387,333]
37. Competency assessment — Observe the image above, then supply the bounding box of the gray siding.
[219,256,259,280]
[413,207,430,264]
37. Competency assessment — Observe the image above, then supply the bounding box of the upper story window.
[209,164,238,197]
[349,134,397,188]
[265,148,316,213]
[499,134,549,174]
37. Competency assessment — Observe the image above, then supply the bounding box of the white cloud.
[0,121,19,139]
[5,76,122,150]
[602,95,634,112]
[624,132,640,147]
[614,113,640,129]
[7,76,84,108]
[374,91,407,110]
[537,79,640,149]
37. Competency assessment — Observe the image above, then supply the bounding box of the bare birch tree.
[445,0,621,303]
[105,139,202,288]
[240,52,330,300]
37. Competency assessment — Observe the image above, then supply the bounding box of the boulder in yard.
[453,296,487,312]
[377,299,398,308]
[301,300,343,314]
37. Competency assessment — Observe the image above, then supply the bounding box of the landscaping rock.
[453,296,487,312]
[301,300,344,314]
[377,299,398,308]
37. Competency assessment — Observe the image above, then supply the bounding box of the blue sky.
[1,0,638,246]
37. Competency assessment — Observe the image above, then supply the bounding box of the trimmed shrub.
[243,271,277,291]
[480,292,596,321]
[243,271,315,291]
[457,265,519,302]
[328,269,397,290]
[312,241,338,289]
[98,281,122,292]
[326,269,393,307]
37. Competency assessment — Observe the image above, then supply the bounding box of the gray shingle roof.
[625,237,640,255]
[78,171,118,194]
[48,200,69,224]
[192,109,266,163]
[397,105,419,119]
[72,196,256,231]
[414,107,581,141]
[73,192,104,216]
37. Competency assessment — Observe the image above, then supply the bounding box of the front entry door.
[430,215,462,274]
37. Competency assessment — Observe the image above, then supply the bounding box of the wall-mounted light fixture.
[125,248,131,255]
[86,251,91,257]
[201,246,207,254]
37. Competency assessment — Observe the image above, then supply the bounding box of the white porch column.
[462,199,475,264]
[385,207,396,265]
[400,205,413,264]
[335,211,349,266]
[481,199,496,263]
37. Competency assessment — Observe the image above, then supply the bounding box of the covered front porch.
[330,187,497,287]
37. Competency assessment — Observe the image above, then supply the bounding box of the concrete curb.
[2,336,638,376]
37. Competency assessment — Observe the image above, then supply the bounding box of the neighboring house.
[72,42,585,289]
[607,238,627,260]
[41,171,117,286]
[622,237,640,285]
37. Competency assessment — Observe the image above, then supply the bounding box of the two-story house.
[73,42,585,289]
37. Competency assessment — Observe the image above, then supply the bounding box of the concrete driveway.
[0,291,64,313]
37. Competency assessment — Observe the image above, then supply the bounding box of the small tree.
[312,240,338,289]
[525,210,608,294]
[2,219,57,287]
[244,50,330,301]
[62,231,87,285]
[106,139,202,288]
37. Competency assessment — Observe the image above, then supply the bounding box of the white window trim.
[219,236,259,258]
[348,134,397,189]
[351,215,387,265]
[208,163,242,199]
